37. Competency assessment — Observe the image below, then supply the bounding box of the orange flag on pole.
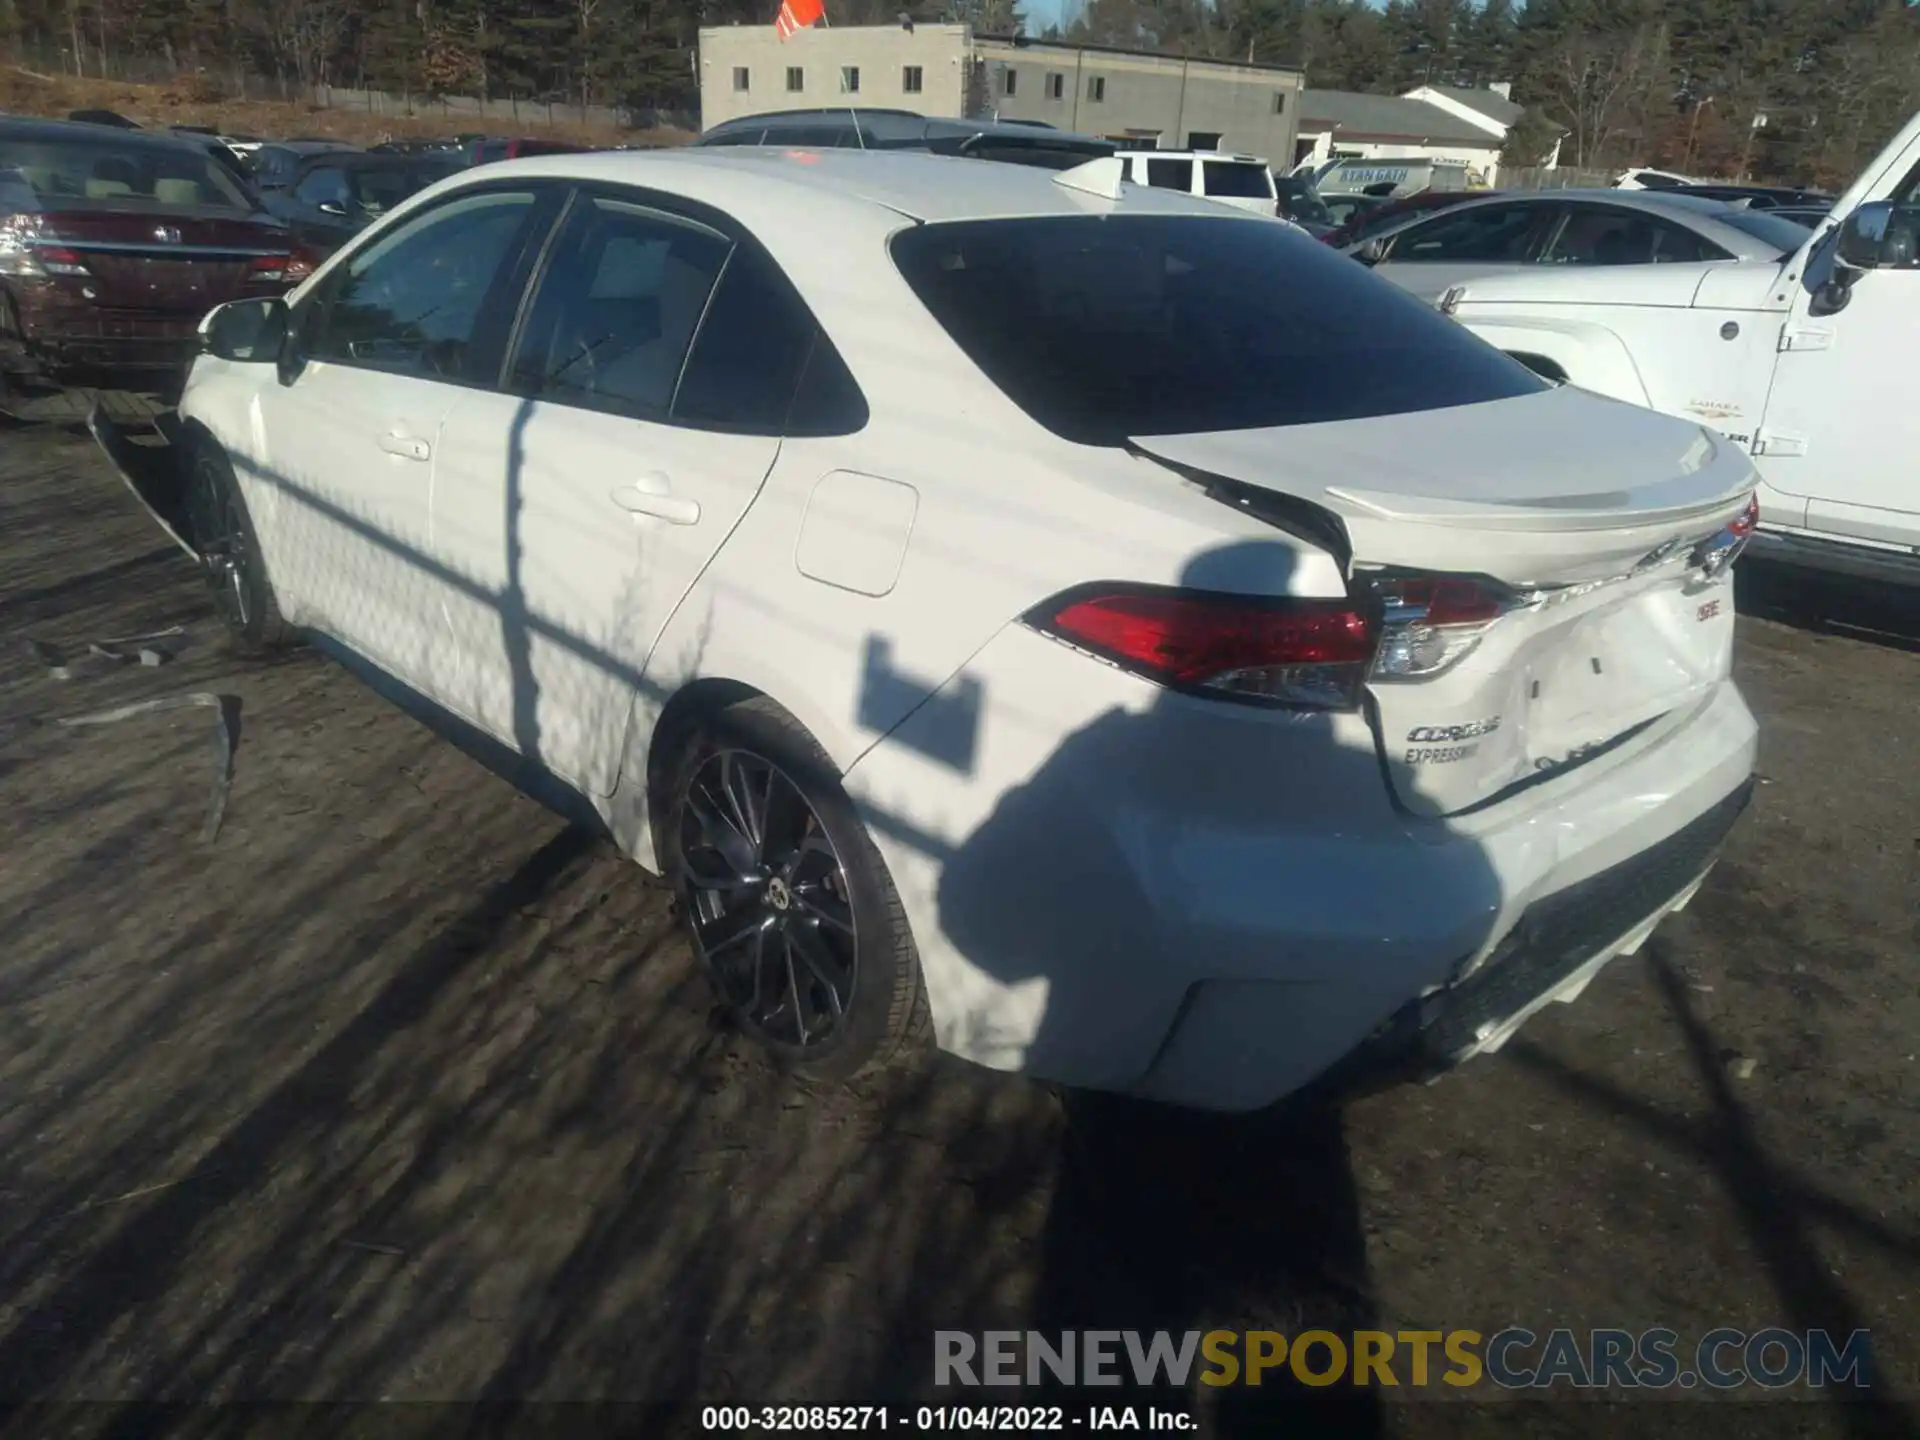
[775,0,825,40]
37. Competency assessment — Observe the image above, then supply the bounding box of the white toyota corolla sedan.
[95,147,1760,1111]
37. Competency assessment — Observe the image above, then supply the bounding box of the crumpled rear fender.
[88,402,200,560]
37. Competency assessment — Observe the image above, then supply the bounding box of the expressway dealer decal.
[1405,716,1500,766]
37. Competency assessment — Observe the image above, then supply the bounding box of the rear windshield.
[1202,161,1273,199]
[891,214,1546,445]
[1716,208,1816,255]
[0,136,253,210]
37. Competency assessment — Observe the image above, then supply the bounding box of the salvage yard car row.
[0,113,591,419]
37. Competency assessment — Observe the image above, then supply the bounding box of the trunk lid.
[1133,387,1755,817]
[28,206,294,313]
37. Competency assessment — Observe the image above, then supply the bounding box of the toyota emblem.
[153,225,181,244]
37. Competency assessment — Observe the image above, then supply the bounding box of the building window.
[1046,72,1063,100]
[1273,91,1286,114]
[1087,75,1106,103]
[903,65,922,94]
[841,65,860,94]
[1187,131,1222,150]
[1003,67,1017,96]
[786,66,803,92]
[732,67,749,93]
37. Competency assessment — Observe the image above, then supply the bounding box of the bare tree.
[1547,25,1659,168]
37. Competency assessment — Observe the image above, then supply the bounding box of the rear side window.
[1541,206,1728,265]
[1202,161,1272,199]
[890,214,1545,445]
[1144,157,1193,191]
[673,247,816,433]
[508,197,731,421]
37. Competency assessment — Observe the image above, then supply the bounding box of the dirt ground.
[0,421,1915,1437]
[0,66,687,150]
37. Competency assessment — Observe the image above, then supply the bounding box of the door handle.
[378,431,430,462]
[609,484,700,526]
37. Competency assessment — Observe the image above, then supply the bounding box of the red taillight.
[1369,573,1515,680]
[1028,586,1377,711]
[249,248,317,285]
[1375,575,1506,627]
[34,244,90,276]
[1728,494,1759,539]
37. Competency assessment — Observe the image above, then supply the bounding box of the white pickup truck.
[1439,112,1920,586]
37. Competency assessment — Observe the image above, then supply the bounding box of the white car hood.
[1442,262,1729,310]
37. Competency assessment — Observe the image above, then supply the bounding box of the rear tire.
[658,695,928,1081]
[187,441,294,654]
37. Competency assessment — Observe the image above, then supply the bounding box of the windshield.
[891,214,1545,446]
[1716,207,1817,255]
[0,136,254,210]
[1202,161,1274,199]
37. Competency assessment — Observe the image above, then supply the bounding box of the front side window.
[310,189,539,383]
[293,165,347,207]
[1385,203,1548,262]
[891,214,1545,446]
[508,196,731,422]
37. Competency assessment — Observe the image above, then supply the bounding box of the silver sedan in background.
[1342,189,1818,303]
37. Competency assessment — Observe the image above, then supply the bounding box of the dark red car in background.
[0,117,314,419]
[465,136,591,165]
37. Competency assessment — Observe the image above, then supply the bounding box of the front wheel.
[660,696,927,1081]
[186,441,294,653]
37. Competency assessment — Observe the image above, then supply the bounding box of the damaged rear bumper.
[1343,776,1755,1081]
[88,402,200,561]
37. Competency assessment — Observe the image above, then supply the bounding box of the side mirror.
[1354,238,1388,266]
[200,296,288,363]
[1836,200,1912,272]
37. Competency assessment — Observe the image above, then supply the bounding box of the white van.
[1316,157,1472,197]
[1117,150,1278,216]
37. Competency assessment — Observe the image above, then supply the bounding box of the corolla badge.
[152,225,181,244]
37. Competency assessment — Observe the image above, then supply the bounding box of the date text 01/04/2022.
[700,1405,1197,1431]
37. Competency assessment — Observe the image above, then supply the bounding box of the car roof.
[450,146,1268,226]
[1116,149,1265,162]
[305,149,456,170]
[1356,186,1799,257]
[0,114,217,153]
[699,107,1113,152]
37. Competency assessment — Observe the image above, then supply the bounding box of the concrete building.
[696,24,1305,168]
[1293,84,1558,187]
[697,23,973,131]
